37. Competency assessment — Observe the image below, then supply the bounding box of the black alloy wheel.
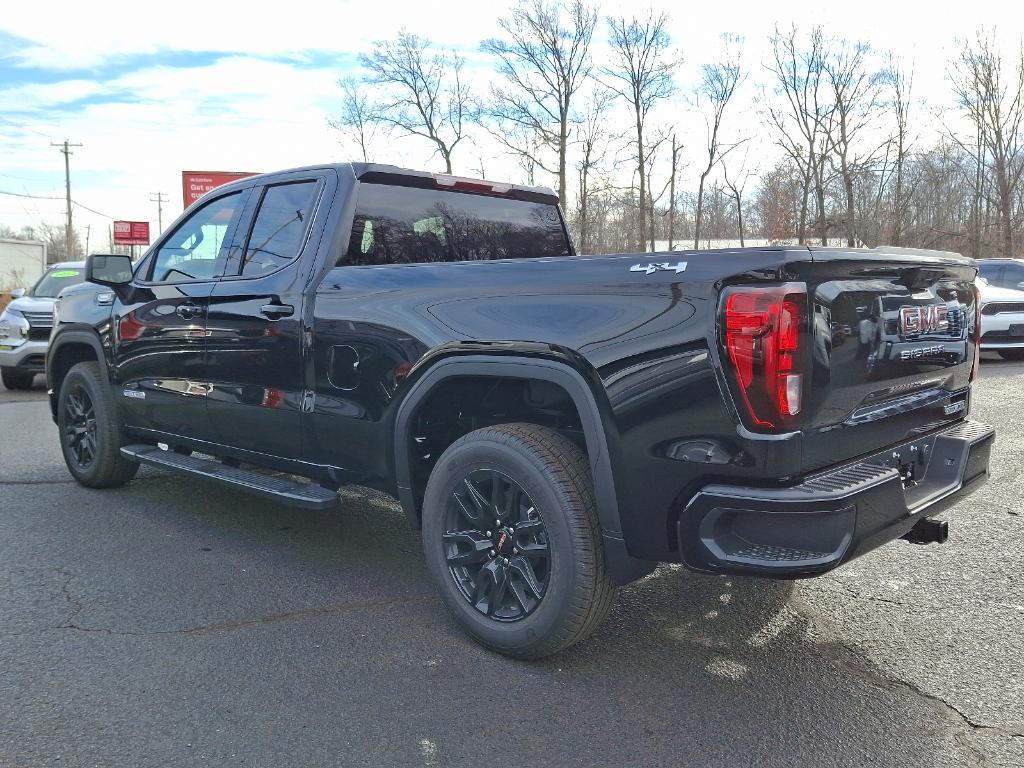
[63,384,98,469]
[421,423,615,658]
[57,361,138,488]
[444,469,551,622]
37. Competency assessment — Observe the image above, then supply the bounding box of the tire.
[1,367,35,390]
[997,349,1024,361]
[57,361,139,488]
[421,423,615,659]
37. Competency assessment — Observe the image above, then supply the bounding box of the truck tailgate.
[792,248,977,473]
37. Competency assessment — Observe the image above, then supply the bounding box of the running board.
[120,444,340,510]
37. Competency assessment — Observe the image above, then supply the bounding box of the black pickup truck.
[48,163,994,658]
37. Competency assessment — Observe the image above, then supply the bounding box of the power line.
[0,189,63,200]
[72,200,114,219]
[0,116,52,139]
[0,189,115,219]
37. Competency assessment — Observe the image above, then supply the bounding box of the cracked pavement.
[1,360,1022,767]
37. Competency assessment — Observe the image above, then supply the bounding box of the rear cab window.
[345,183,570,266]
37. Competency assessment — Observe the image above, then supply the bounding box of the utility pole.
[149,191,169,234]
[51,140,82,259]
[84,224,91,255]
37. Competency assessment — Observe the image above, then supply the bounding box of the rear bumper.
[677,419,995,577]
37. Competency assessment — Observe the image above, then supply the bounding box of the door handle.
[176,303,202,318]
[260,303,294,319]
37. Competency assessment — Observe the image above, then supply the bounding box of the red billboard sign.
[112,220,150,246]
[182,171,257,207]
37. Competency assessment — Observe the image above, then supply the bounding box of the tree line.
[332,1,1024,258]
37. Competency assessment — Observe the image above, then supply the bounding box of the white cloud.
[0,0,1019,244]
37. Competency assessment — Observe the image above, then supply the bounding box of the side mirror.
[9,288,25,299]
[86,254,133,287]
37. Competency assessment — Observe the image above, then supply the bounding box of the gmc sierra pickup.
[48,163,994,658]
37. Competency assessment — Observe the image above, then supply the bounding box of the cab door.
[113,188,250,441]
[205,172,333,459]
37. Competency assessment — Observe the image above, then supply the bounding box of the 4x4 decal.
[629,261,687,275]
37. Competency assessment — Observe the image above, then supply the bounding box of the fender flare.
[392,354,655,586]
[46,329,109,420]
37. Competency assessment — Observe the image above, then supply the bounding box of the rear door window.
[345,184,569,266]
[239,181,320,277]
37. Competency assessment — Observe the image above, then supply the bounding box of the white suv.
[976,270,1024,361]
[0,261,85,389]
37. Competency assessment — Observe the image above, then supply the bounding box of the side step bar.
[120,444,340,511]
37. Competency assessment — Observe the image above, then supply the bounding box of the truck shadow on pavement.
[98,472,964,767]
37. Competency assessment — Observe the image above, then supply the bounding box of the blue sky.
[0,0,1013,247]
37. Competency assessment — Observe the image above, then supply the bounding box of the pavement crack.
[0,475,164,486]
[827,579,913,609]
[40,594,435,638]
[0,479,78,485]
[790,590,1024,755]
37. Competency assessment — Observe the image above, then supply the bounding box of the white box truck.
[0,239,47,292]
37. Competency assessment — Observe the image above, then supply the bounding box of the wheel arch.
[393,352,655,586]
[46,330,108,422]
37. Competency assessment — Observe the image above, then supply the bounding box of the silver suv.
[0,261,85,390]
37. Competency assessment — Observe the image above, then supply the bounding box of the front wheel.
[58,361,139,488]
[421,423,615,659]
[997,349,1024,361]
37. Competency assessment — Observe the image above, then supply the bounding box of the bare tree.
[644,130,671,250]
[575,87,615,252]
[693,35,745,248]
[822,39,883,246]
[767,25,829,244]
[950,30,1024,258]
[360,30,472,173]
[483,0,597,207]
[723,147,754,246]
[666,134,683,250]
[329,78,378,162]
[604,11,677,251]
[885,57,914,246]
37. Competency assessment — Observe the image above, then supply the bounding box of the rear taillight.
[722,285,807,431]
[971,284,981,382]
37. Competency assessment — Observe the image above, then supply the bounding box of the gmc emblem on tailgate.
[899,304,948,335]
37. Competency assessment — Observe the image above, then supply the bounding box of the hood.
[4,295,57,315]
[977,280,1024,302]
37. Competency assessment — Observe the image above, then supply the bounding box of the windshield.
[978,260,1024,289]
[30,267,85,298]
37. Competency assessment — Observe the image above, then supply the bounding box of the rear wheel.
[421,423,615,659]
[58,361,139,488]
[1,367,35,390]
[997,349,1024,361]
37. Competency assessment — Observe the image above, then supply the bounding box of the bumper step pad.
[678,419,995,577]
[120,444,340,510]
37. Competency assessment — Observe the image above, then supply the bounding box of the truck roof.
[206,162,560,206]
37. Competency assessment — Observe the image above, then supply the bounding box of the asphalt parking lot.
[1,359,1021,768]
